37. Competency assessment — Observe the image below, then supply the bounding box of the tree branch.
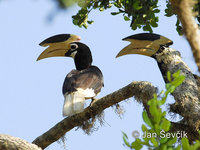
[170,121,200,142]
[32,81,157,149]
[154,47,200,130]
[32,48,200,148]
[170,0,200,71]
[1,65,200,149]
[0,134,41,150]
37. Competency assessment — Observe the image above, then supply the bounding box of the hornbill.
[116,33,200,85]
[116,33,200,132]
[37,34,104,116]
[116,33,173,57]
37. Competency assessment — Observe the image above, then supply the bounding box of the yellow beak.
[116,33,173,58]
[37,34,81,61]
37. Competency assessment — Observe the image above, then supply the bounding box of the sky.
[0,0,198,150]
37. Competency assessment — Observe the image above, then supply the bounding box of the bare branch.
[170,0,200,71]
[0,134,42,150]
[32,81,157,149]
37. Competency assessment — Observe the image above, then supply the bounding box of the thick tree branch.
[154,47,200,130]
[170,122,199,142]
[32,81,157,149]
[0,134,41,150]
[170,0,200,71]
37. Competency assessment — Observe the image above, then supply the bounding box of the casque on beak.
[116,33,173,58]
[37,34,81,61]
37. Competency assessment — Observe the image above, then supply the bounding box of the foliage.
[122,70,200,150]
[56,0,200,34]
[194,0,200,24]
[165,0,200,35]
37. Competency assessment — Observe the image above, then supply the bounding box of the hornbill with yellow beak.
[116,33,200,139]
[116,33,200,129]
[37,34,104,116]
[116,33,200,85]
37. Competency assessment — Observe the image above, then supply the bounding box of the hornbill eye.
[70,43,78,50]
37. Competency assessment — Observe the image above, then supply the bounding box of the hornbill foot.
[90,97,97,107]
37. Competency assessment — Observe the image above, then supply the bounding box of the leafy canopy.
[56,0,200,34]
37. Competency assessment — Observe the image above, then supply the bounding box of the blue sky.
[0,0,198,149]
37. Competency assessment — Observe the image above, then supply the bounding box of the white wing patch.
[77,88,95,98]
[63,88,95,116]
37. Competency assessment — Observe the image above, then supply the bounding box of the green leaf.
[83,23,88,29]
[108,3,113,8]
[166,137,177,146]
[166,85,176,93]
[111,12,121,15]
[142,111,153,128]
[143,136,149,145]
[93,2,99,9]
[143,24,153,33]
[148,99,160,123]
[87,21,94,24]
[175,145,181,150]
[191,141,200,149]
[153,9,160,13]
[113,2,121,8]
[99,7,104,11]
[133,1,142,10]
[72,19,79,25]
[150,137,158,147]
[176,19,184,35]
[131,139,143,150]
[141,124,148,132]
[181,138,190,150]
[143,14,147,18]
[122,131,128,139]
[131,23,137,30]
[154,123,160,133]
[160,145,167,150]
[160,118,171,132]
[124,16,130,21]
[160,137,168,144]
[167,71,171,82]
[165,3,174,17]
[160,94,167,105]
[165,83,170,90]
[150,20,158,27]
[172,70,181,78]
[122,132,131,147]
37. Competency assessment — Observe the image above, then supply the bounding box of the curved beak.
[116,33,173,58]
[37,34,81,61]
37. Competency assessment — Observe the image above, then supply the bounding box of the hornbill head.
[37,34,81,61]
[116,33,173,58]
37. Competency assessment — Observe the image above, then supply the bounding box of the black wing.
[62,66,104,96]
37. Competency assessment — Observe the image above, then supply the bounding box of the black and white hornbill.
[37,34,104,116]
